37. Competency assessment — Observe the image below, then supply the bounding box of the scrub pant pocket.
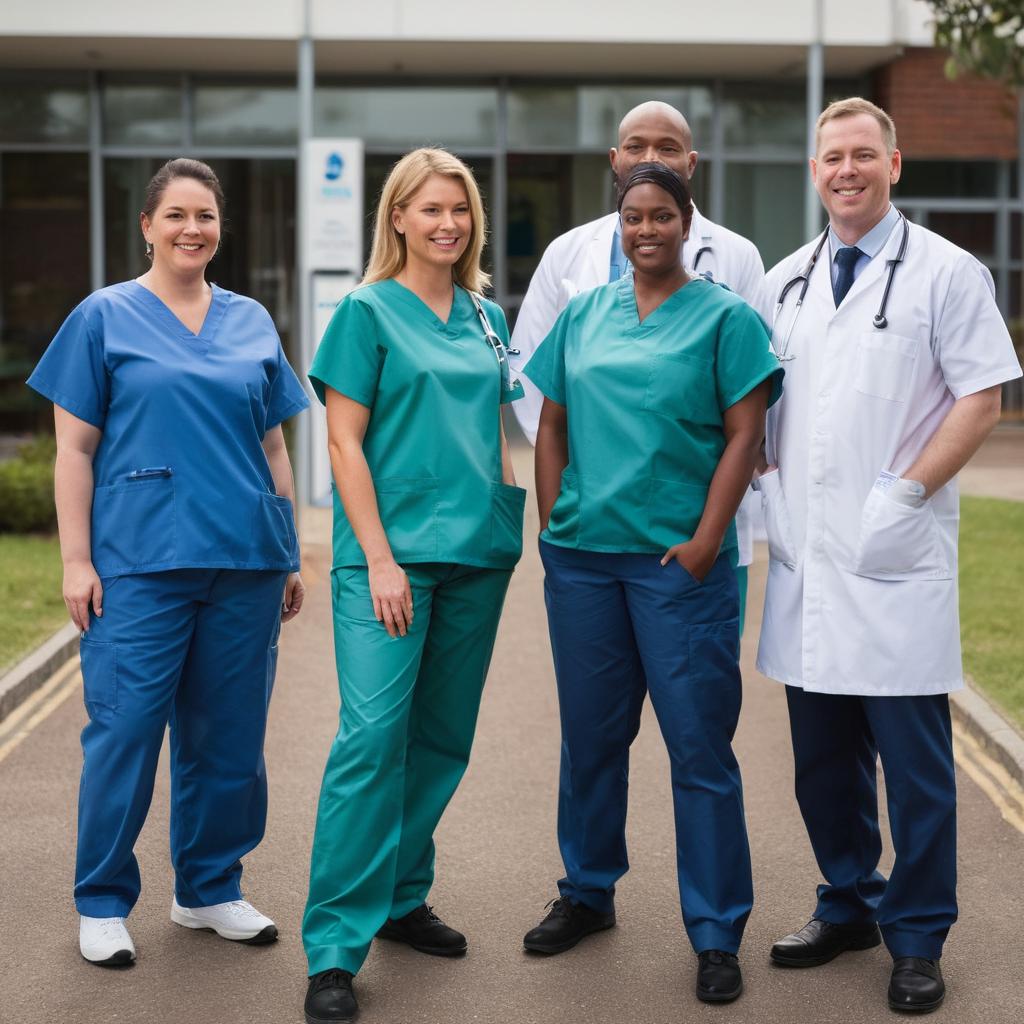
[542,543,751,954]
[303,562,511,977]
[74,568,287,919]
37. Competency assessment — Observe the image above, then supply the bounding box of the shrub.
[0,437,56,533]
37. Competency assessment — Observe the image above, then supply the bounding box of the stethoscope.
[470,292,521,395]
[772,212,909,361]
[691,233,712,272]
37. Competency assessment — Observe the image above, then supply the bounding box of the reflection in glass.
[0,78,89,144]
[195,83,297,146]
[507,87,578,149]
[103,82,184,146]
[722,82,804,149]
[1,153,90,432]
[316,87,497,148]
[724,162,804,271]
[578,86,713,150]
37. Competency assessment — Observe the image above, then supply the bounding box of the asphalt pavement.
[1,439,1023,1024]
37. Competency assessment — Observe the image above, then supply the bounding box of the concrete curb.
[951,681,1024,789]
[0,622,79,725]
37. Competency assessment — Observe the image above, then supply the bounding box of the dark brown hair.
[142,158,226,221]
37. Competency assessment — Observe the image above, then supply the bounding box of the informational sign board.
[309,272,359,506]
[304,138,364,272]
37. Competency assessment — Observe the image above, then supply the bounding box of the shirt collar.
[828,204,900,261]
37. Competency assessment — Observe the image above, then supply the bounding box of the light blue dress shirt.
[609,222,630,282]
[828,204,901,288]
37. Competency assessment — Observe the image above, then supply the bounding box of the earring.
[145,241,153,258]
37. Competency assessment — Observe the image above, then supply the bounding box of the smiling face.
[610,103,698,185]
[619,182,692,277]
[812,112,901,243]
[140,176,221,276]
[391,174,472,275]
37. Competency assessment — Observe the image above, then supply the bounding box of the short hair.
[616,161,693,218]
[142,158,225,221]
[816,97,897,155]
[363,148,489,293]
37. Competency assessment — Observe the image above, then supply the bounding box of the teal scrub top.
[308,278,526,571]
[26,282,309,576]
[524,275,783,556]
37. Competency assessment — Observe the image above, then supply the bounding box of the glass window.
[507,86,578,149]
[721,82,805,150]
[578,85,713,150]
[103,80,183,146]
[194,82,297,146]
[1,153,90,433]
[315,87,497,148]
[0,76,89,145]
[895,161,999,200]
[724,162,805,271]
[1012,211,1020,262]
[927,211,997,263]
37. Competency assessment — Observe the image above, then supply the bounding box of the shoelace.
[93,917,127,938]
[312,969,352,993]
[408,904,442,925]
[543,897,572,919]
[701,950,737,966]
[221,900,262,918]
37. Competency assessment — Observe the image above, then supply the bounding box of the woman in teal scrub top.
[27,159,309,968]
[521,163,783,1004]
[302,148,524,1024]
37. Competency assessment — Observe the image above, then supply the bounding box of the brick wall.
[874,47,1018,159]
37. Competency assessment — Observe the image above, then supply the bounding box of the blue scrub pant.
[74,568,287,918]
[785,686,957,960]
[541,540,752,955]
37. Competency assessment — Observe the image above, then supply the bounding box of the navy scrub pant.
[541,540,752,955]
[785,686,958,960]
[74,568,287,918]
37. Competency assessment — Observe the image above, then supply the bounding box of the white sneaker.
[170,898,278,943]
[79,915,136,966]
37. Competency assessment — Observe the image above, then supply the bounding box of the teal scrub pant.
[303,562,513,977]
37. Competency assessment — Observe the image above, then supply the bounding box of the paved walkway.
[2,439,1023,1023]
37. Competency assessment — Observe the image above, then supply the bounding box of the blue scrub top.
[27,281,310,576]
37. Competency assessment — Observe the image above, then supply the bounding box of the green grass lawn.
[0,533,66,675]
[959,496,1024,729]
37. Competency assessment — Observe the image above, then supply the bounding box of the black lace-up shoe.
[696,950,743,1003]
[770,918,882,967]
[888,957,945,1013]
[376,904,467,956]
[522,896,616,955]
[305,969,358,1024]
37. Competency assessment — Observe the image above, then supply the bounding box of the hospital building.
[1,0,1020,494]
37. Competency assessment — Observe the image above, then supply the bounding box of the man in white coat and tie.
[755,97,1021,1014]
[510,100,765,624]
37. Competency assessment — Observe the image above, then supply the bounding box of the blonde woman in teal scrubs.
[302,148,525,1024]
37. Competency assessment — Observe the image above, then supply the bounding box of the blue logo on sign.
[325,152,344,181]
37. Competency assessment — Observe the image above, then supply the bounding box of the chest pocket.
[854,332,919,402]
[642,352,721,426]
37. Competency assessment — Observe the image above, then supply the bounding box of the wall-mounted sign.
[304,138,364,272]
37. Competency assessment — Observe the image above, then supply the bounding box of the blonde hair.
[816,97,897,155]
[363,148,490,293]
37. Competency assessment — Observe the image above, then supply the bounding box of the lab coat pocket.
[375,477,440,559]
[643,352,720,425]
[854,332,919,402]
[79,638,118,718]
[91,475,175,573]
[853,487,951,580]
[757,469,798,569]
[546,471,580,541]
[490,482,526,567]
[251,493,299,567]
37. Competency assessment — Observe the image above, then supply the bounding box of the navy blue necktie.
[832,246,863,307]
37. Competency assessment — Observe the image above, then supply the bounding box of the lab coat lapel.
[584,214,617,289]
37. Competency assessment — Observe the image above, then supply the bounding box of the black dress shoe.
[522,896,616,955]
[376,904,467,956]
[770,918,882,967]
[696,950,743,1003]
[305,969,358,1024]
[888,957,945,1013]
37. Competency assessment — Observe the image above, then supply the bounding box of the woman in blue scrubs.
[301,149,524,1024]
[521,163,783,1005]
[27,158,309,968]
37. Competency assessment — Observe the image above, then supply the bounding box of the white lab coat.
[510,206,766,562]
[754,219,1022,697]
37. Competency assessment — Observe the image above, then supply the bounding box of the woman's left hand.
[661,539,717,582]
[282,572,305,622]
